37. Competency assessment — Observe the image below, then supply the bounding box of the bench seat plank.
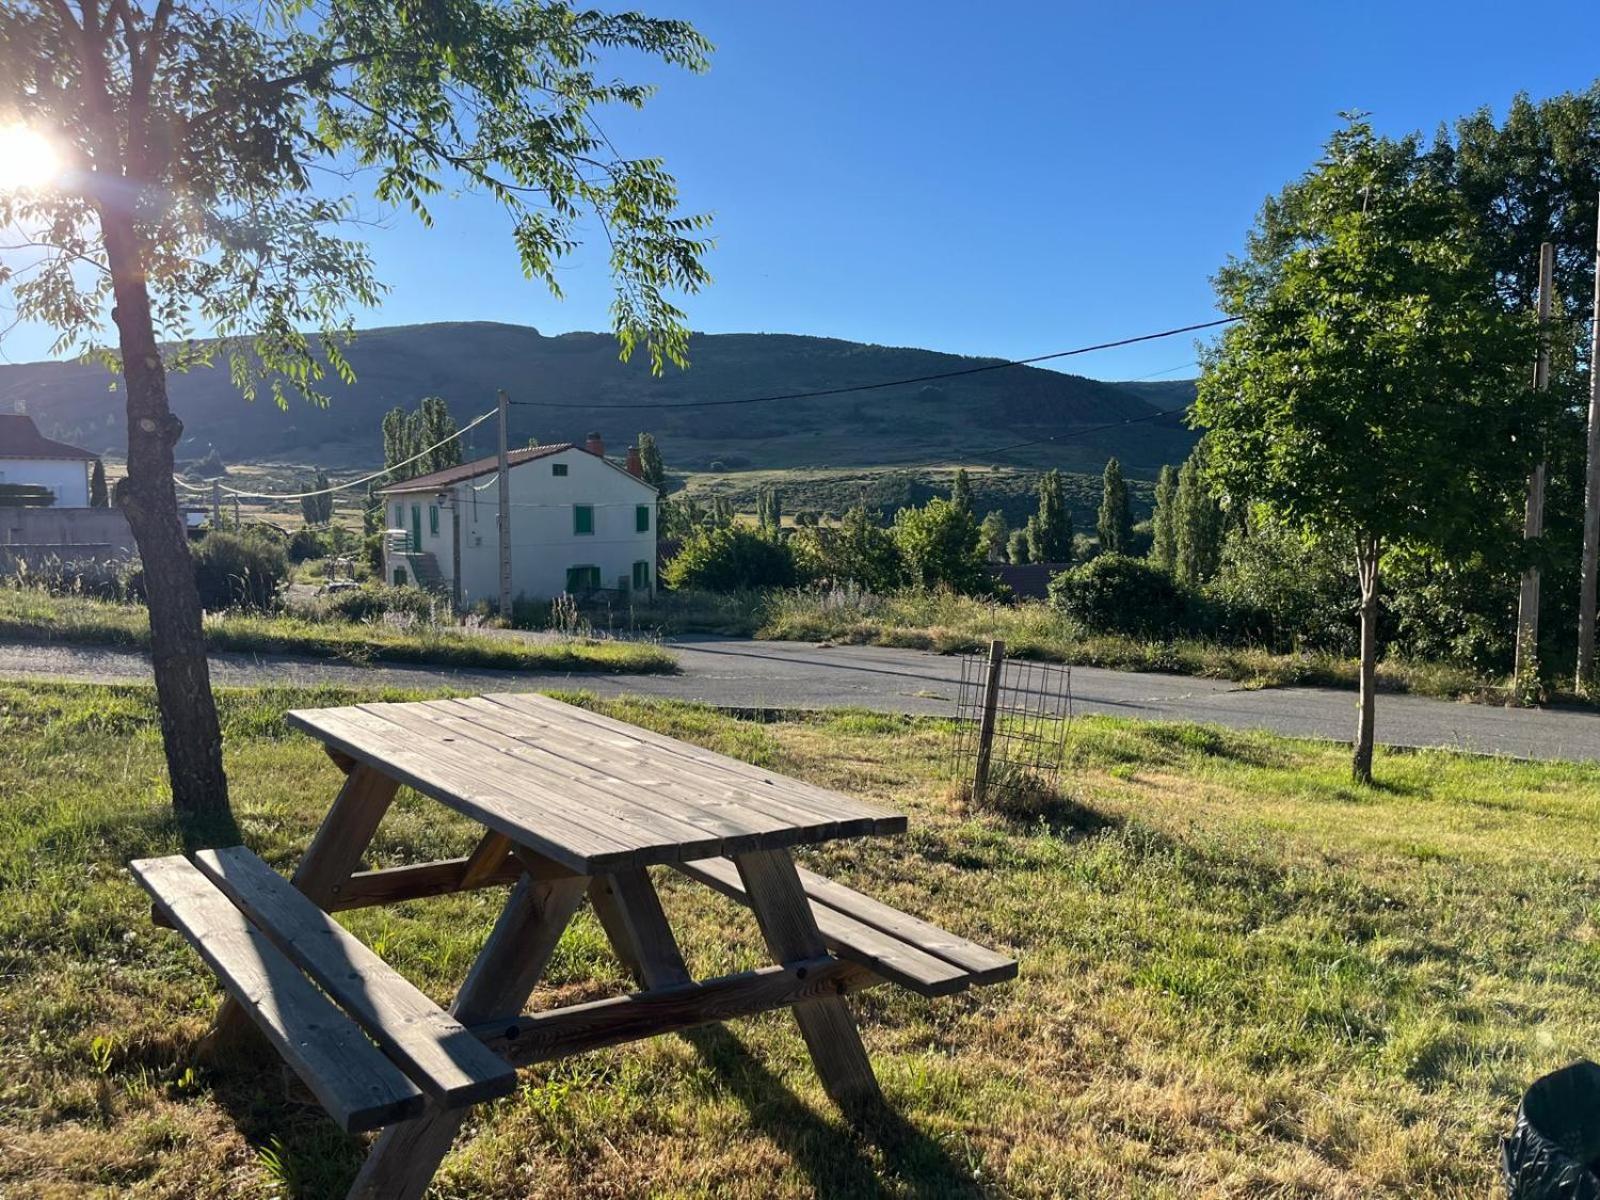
[673,857,1010,997]
[129,855,425,1133]
[193,847,518,1108]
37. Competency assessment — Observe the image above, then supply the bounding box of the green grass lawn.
[2,680,1596,1197]
[0,589,676,675]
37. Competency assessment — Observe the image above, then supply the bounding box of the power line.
[505,318,1235,411]
[173,408,497,500]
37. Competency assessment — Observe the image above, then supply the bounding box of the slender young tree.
[979,510,1009,562]
[1148,463,1179,571]
[1007,527,1032,565]
[88,458,109,507]
[1195,116,1540,783]
[1027,469,1074,563]
[637,431,666,489]
[1173,453,1224,586]
[0,0,712,819]
[1097,457,1132,554]
[950,467,973,515]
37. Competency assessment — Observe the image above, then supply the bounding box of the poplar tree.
[637,432,666,489]
[89,459,109,508]
[1097,457,1132,554]
[1173,454,1224,587]
[1027,469,1073,563]
[1148,464,1179,571]
[950,468,973,515]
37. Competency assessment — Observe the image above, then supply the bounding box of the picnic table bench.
[131,693,1015,1200]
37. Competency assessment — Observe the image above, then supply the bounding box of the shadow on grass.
[685,1025,985,1198]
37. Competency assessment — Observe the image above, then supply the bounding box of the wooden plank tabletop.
[286,694,905,873]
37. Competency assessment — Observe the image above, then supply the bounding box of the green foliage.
[1207,519,1358,654]
[1027,469,1074,564]
[1195,116,1541,560]
[286,527,330,564]
[1007,528,1031,565]
[891,497,989,594]
[187,531,290,611]
[299,471,333,525]
[1048,554,1187,638]
[757,486,782,534]
[950,468,973,515]
[1097,457,1132,554]
[979,510,1009,563]
[1148,464,1179,572]
[383,398,462,482]
[323,584,438,624]
[791,506,903,592]
[637,432,666,490]
[88,460,109,508]
[1173,453,1225,587]
[662,526,796,592]
[1384,546,1517,672]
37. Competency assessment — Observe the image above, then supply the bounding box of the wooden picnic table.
[132,693,1015,1200]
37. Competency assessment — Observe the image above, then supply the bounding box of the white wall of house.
[0,457,90,507]
[385,447,656,610]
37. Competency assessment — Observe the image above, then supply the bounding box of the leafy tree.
[892,498,988,594]
[637,432,666,490]
[1007,528,1031,565]
[979,510,1009,563]
[300,470,333,525]
[415,397,461,474]
[791,504,902,592]
[0,0,711,821]
[950,468,973,515]
[757,486,782,533]
[1048,554,1186,638]
[662,525,796,592]
[1194,116,1540,782]
[89,459,109,508]
[1148,464,1179,572]
[1097,457,1132,554]
[1173,453,1224,587]
[1027,469,1073,563]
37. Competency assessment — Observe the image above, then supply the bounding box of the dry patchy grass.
[1,682,1596,1197]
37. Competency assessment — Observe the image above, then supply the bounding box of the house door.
[410,504,422,552]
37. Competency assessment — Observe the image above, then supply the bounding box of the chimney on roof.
[585,431,605,457]
[625,446,643,477]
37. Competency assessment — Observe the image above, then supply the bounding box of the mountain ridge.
[0,322,1198,476]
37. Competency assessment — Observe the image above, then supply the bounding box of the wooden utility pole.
[971,639,1006,805]
[496,389,512,621]
[1514,242,1555,688]
[1578,200,1600,692]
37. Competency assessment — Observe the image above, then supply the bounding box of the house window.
[566,565,601,593]
[393,503,403,527]
[632,560,650,590]
[428,504,440,537]
[574,505,594,535]
[552,463,568,477]
[635,504,650,533]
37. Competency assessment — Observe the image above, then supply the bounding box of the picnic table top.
[286,694,907,873]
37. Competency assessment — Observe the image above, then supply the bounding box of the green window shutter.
[636,504,650,533]
[574,505,594,535]
[567,565,600,592]
[632,560,649,589]
[552,463,568,477]
[428,505,439,536]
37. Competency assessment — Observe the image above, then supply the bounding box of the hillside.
[0,322,1197,476]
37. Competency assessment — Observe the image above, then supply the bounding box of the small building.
[0,414,98,507]
[379,433,658,611]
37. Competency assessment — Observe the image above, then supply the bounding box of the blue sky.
[10,0,1600,379]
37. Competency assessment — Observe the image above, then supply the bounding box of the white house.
[0,414,97,507]
[379,433,658,611]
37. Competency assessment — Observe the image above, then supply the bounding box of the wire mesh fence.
[949,643,1072,804]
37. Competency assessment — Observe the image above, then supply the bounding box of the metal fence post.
[972,639,1006,804]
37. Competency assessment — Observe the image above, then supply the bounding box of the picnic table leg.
[733,849,883,1121]
[589,868,693,989]
[207,763,400,1049]
[345,870,588,1200]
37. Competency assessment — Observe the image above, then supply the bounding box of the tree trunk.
[1352,536,1381,785]
[101,207,231,824]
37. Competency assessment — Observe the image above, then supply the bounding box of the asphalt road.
[2,635,1598,762]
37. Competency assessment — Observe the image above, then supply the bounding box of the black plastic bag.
[1504,1061,1600,1198]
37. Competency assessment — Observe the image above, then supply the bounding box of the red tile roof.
[0,414,97,461]
[379,443,574,493]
